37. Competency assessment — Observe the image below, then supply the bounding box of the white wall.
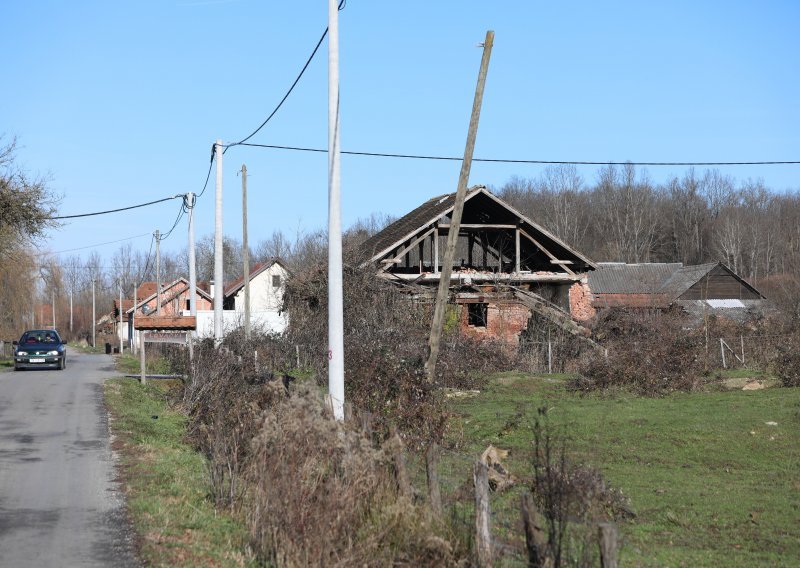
[194,309,287,338]
[230,263,288,312]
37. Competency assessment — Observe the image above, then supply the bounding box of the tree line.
[498,163,800,282]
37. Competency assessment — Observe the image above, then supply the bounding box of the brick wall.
[569,280,596,321]
[460,300,531,347]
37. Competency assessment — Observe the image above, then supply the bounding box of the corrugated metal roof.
[589,263,683,294]
[657,263,717,297]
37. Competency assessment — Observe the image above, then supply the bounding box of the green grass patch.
[441,374,800,567]
[105,378,254,567]
[115,352,173,375]
[0,358,13,369]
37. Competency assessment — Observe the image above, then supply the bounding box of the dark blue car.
[13,329,67,371]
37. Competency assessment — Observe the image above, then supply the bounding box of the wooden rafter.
[519,228,575,275]
[379,226,436,273]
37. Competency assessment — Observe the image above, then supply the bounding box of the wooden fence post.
[598,522,619,568]
[426,442,443,517]
[473,460,493,567]
[389,425,413,499]
[521,493,549,567]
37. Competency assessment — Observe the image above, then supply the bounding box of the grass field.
[104,378,254,567]
[440,373,800,567]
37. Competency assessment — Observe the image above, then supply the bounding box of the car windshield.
[21,331,60,344]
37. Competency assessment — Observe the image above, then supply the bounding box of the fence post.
[389,425,413,500]
[720,338,726,368]
[426,442,443,517]
[473,460,493,567]
[740,335,745,366]
[598,522,619,568]
[295,344,300,368]
[521,493,549,567]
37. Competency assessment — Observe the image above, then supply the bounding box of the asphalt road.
[0,352,139,567]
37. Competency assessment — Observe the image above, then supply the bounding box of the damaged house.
[360,186,597,346]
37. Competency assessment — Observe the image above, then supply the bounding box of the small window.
[185,299,191,311]
[467,303,488,327]
[272,275,282,288]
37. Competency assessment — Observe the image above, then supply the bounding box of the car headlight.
[47,350,60,356]
[16,351,26,356]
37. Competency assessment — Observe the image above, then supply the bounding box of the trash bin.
[105,342,112,354]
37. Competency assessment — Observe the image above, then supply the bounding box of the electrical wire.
[158,200,187,241]
[35,233,151,256]
[50,195,182,220]
[224,0,346,152]
[197,145,216,198]
[235,142,800,167]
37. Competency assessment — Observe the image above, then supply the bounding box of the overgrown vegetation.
[104,378,253,567]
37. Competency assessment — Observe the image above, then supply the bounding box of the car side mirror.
[12,340,18,346]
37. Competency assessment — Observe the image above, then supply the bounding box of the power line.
[235,142,800,167]
[158,200,187,241]
[35,233,151,256]
[197,145,216,198]
[50,195,182,220]
[224,0,346,151]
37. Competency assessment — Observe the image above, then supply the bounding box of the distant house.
[223,259,290,313]
[360,186,596,346]
[189,259,290,338]
[118,278,213,346]
[587,262,767,322]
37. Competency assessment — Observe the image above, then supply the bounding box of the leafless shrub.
[572,309,704,395]
[184,340,278,508]
[530,408,632,567]
[244,383,467,567]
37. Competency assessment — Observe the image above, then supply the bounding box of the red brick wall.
[460,301,531,347]
[569,280,596,321]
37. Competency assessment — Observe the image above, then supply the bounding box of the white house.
[194,258,290,337]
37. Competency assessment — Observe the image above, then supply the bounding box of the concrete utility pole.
[425,30,494,384]
[155,229,161,315]
[328,0,345,421]
[69,289,73,333]
[51,290,55,329]
[187,192,197,318]
[91,278,96,348]
[119,281,124,354]
[132,285,137,354]
[241,164,251,340]
[213,140,224,346]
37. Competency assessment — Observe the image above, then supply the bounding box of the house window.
[467,303,488,327]
[186,299,191,311]
[272,275,282,288]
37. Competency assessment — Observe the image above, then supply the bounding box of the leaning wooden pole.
[425,30,494,384]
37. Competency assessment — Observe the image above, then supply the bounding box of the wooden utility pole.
[425,30,494,384]
[241,164,251,340]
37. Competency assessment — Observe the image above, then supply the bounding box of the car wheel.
[14,365,21,371]
[59,358,66,370]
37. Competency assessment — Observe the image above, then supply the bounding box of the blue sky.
[2,1,798,263]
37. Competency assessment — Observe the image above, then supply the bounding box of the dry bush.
[283,258,506,445]
[437,334,513,390]
[773,335,800,388]
[244,383,467,567]
[571,309,704,395]
[530,408,633,567]
[184,340,280,508]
